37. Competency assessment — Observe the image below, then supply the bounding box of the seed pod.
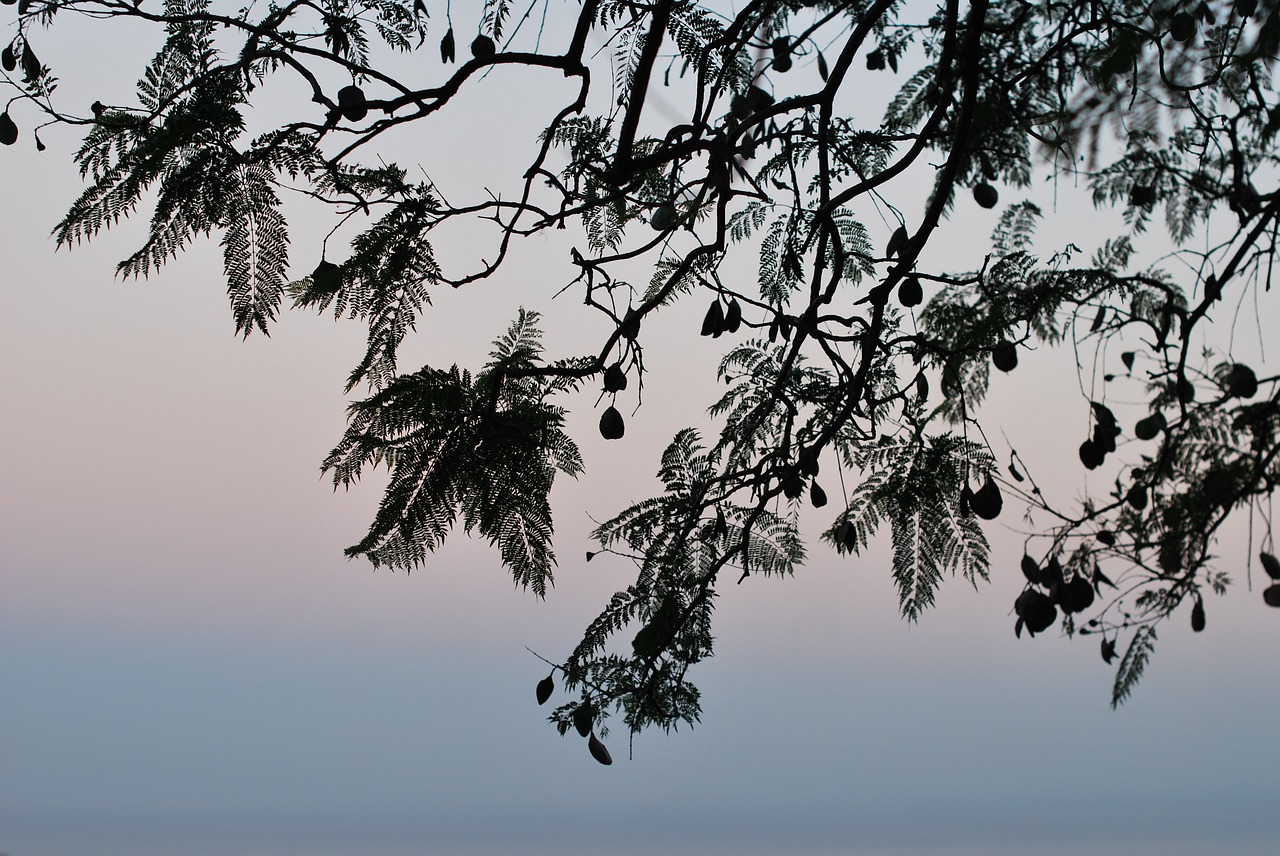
[1096,530,1116,547]
[620,307,641,340]
[440,27,456,63]
[1264,584,1280,608]
[1015,589,1057,634]
[1134,412,1166,440]
[973,182,999,209]
[651,203,678,231]
[21,42,39,83]
[0,112,16,146]
[1260,552,1280,580]
[336,84,368,122]
[771,37,792,72]
[1190,598,1206,632]
[1,44,14,72]
[1078,438,1104,470]
[1090,304,1107,332]
[470,34,496,58]
[572,703,593,737]
[536,674,554,705]
[885,226,908,258]
[1101,638,1117,664]
[1125,484,1148,511]
[1059,575,1095,614]
[971,477,1003,520]
[1176,377,1196,403]
[835,520,858,553]
[865,48,886,71]
[1129,184,1156,207]
[810,482,827,508]
[588,732,613,766]
[700,300,725,337]
[599,406,625,440]
[1021,554,1042,585]
[1226,363,1258,398]
[1169,11,1196,41]
[311,260,342,295]
[898,276,923,307]
[991,341,1017,372]
[723,298,742,333]
[603,362,628,392]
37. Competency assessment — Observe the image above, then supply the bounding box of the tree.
[5,0,1280,761]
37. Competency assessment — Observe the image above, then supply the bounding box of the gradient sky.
[3,6,1279,856]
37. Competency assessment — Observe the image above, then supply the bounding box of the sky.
[3,4,1280,856]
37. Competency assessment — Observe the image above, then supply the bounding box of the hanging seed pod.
[1101,638,1117,664]
[599,406,625,440]
[973,182,999,209]
[1226,363,1258,398]
[1134,412,1166,440]
[336,85,368,122]
[1190,598,1206,632]
[1125,484,1148,510]
[991,341,1017,372]
[603,362,628,392]
[770,37,792,72]
[572,702,593,737]
[650,203,678,231]
[470,34,496,58]
[810,482,828,508]
[0,112,16,146]
[1078,438,1104,470]
[1059,575,1095,614]
[311,260,342,295]
[700,300,725,337]
[1096,530,1116,546]
[1129,184,1156,207]
[1169,11,1197,41]
[723,298,742,333]
[885,226,908,257]
[1260,552,1280,580]
[835,520,858,553]
[970,477,1003,520]
[1021,554,1042,585]
[536,674,554,705]
[588,732,613,765]
[620,307,641,340]
[439,27,456,63]
[21,42,39,83]
[1015,589,1057,634]
[1264,584,1280,607]
[898,276,923,307]
[1,44,15,72]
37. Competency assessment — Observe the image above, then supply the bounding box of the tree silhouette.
[6,0,1280,760]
